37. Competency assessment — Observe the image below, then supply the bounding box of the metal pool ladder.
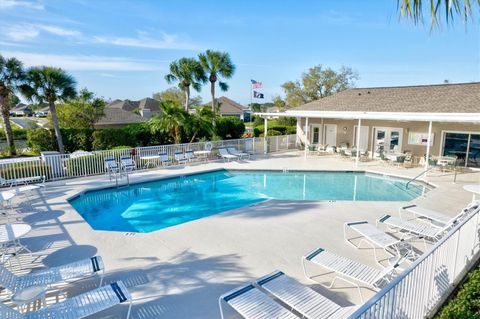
[406,166,435,189]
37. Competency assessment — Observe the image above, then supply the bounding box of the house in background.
[209,96,248,121]
[94,108,147,129]
[106,97,161,118]
[34,106,50,117]
[10,103,33,117]
[256,82,480,168]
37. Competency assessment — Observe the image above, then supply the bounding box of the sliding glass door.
[442,132,480,168]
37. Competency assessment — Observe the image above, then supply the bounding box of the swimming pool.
[69,170,431,233]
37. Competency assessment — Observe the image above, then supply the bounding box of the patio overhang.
[255,111,480,123]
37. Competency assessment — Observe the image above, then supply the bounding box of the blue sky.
[1,0,479,105]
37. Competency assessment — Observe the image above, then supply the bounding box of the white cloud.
[2,51,163,71]
[93,31,202,50]
[2,23,81,41]
[0,0,44,10]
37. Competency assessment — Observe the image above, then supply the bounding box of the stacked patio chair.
[120,156,136,173]
[158,152,172,166]
[174,151,187,164]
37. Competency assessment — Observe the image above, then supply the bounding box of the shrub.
[276,117,297,126]
[0,127,28,141]
[260,129,283,137]
[286,126,297,134]
[61,128,94,152]
[435,267,480,319]
[215,116,245,139]
[253,127,261,137]
[26,128,57,153]
[92,129,134,150]
[0,161,52,180]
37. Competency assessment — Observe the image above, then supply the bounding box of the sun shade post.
[304,117,309,158]
[425,120,433,172]
[355,118,361,168]
[263,117,268,154]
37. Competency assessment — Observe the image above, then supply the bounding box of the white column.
[425,121,433,171]
[263,117,268,155]
[355,118,361,168]
[304,117,309,158]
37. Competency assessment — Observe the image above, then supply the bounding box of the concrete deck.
[1,152,479,318]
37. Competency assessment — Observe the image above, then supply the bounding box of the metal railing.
[349,206,480,319]
[0,135,298,183]
[405,165,436,189]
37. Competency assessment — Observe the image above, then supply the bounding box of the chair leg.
[126,300,132,319]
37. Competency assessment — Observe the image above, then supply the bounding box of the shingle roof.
[293,82,480,113]
[95,108,146,126]
[210,96,245,114]
[138,97,161,112]
[106,99,139,111]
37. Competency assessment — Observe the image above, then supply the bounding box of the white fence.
[0,135,298,182]
[349,206,480,319]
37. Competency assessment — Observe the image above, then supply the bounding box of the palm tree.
[398,0,479,26]
[148,100,186,144]
[165,58,206,112]
[198,50,235,116]
[185,105,215,143]
[20,67,76,153]
[0,55,25,156]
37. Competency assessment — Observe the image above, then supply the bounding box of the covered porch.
[257,111,480,170]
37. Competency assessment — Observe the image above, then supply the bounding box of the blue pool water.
[69,170,430,233]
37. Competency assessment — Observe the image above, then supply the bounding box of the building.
[94,108,147,129]
[10,103,33,116]
[256,82,480,168]
[210,96,248,120]
[106,98,161,118]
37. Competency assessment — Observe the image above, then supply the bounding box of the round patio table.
[0,223,32,268]
[463,184,480,201]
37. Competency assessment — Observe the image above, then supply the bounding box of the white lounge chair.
[185,150,198,162]
[377,214,453,243]
[158,152,172,166]
[0,175,46,187]
[174,152,187,164]
[344,221,418,265]
[256,271,358,319]
[399,201,479,227]
[0,256,104,294]
[218,148,237,162]
[0,280,132,319]
[104,157,119,180]
[302,247,404,301]
[227,147,250,159]
[219,283,299,319]
[120,156,136,172]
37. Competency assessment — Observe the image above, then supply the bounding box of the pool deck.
[2,151,479,318]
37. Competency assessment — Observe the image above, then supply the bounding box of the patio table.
[386,153,405,162]
[463,184,480,201]
[194,150,211,162]
[140,155,160,168]
[0,223,32,267]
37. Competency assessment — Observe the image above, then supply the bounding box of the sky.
[1,0,479,105]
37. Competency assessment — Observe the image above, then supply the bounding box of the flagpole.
[250,79,253,124]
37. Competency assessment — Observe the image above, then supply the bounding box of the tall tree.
[198,50,235,116]
[56,88,105,129]
[185,105,215,143]
[165,58,206,112]
[152,87,202,108]
[398,0,480,26]
[148,100,186,144]
[281,65,358,107]
[21,67,77,153]
[0,55,25,156]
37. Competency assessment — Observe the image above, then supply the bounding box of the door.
[324,124,337,147]
[311,125,322,145]
[354,126,369,151]
[373,127,403,156]
[443,132,480,168]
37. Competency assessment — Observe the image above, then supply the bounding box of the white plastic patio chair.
[0,175,46,188]
[399,200,479,227]
[302,247,404,302]
[0,256,105,294]
[0,280,132,319]
[158,152,172,166]
[344,220,418,266]
[104,157,119,180]
[227,147,250,159]
[256,270,358,319]
[219,282,298,319]
[120,156,136,173]
[185,150,198,162]
[174,152,187,164]
[218,148,237,162]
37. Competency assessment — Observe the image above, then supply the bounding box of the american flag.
[251,79,263,89]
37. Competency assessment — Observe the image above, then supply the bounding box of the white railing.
[349,206,480,319]
[0,135,298,183]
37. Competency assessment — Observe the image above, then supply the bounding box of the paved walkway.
[1,152,478,318]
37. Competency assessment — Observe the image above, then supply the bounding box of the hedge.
[215,116,245,139]
[254,125,296,137]
[435,267,480,319]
